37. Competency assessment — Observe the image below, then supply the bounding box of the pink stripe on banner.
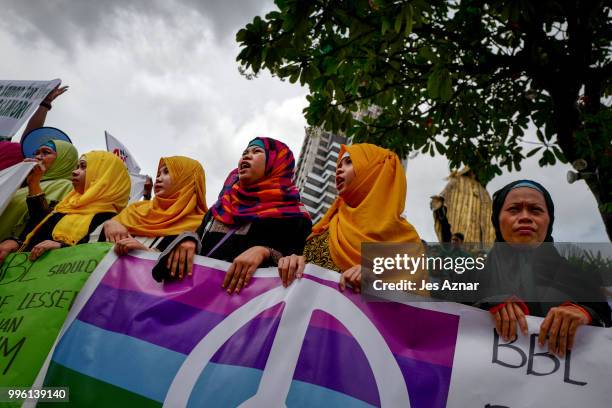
[100,255,280,316]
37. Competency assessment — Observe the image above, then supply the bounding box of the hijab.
[310,143,421,271]
[0,140,78,241]
[113,156,207,236]
[209,137,310,226]
[22,151,131,247]
[491,179,555,242]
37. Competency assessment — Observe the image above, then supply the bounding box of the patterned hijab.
[310,143,421,271]
[210,137,310,226]
[113,156,207,236]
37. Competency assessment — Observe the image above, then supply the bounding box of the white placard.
[0,79,61,138]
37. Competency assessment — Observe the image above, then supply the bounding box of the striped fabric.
[42,255,459,407]
[209,137,310,226]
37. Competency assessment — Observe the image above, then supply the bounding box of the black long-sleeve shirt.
[18,193,115,251]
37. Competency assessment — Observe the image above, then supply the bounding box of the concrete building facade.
[294,127,348,223]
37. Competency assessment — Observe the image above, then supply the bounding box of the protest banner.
[23,250,611,407]
[0,162,35,216]
[0,243,112,394]
[105,131,141,174]
[0,79,61,139]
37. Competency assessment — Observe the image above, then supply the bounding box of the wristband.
[40,101,52,110]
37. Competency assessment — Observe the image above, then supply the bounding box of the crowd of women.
[0,86,609,359]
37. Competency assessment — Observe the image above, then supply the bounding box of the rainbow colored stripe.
[42,255,459,407]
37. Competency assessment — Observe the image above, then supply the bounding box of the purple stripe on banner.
[96,256,457,367]
[397,354,452,408]
[101,255,280,316]
[294,312,453,407]
[210,310,281,371]
[77,283,453,406]
[78,284,284,362]
[304,276,459,367]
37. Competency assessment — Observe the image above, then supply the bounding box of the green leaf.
[405,5,414,35]
[394,12,403,33]
[427,70,440,99]
[526,146,542,157]
[551,145,567,163]
[382,18,390,34]
[438,70,452,101]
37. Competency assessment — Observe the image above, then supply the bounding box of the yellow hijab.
[22,151,131,247]
[113,156,207,236]
[310,143,421,271]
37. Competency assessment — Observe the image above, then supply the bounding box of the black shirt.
[19,193,115,251]
[197,211,312,267]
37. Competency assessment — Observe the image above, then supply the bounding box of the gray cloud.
[0,0,269,53]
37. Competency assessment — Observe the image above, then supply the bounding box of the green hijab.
[41,140,78,181]
[0,140,78,240]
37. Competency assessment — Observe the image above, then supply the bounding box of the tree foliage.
[237,0,612,237]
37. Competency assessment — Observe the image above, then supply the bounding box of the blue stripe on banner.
[52,320,185,403]
[187,362,377,408]
[286,379,377,408]
[50,321,398,407]
[187,362,262,407]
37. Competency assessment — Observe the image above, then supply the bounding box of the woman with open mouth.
[276,143,426,294]
[153,137,312,295]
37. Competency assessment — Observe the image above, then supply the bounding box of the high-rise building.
[294,127,348,223]
[294,107,382,222]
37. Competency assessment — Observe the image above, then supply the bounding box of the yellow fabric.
[22,151,131,247]
[310,143,422,271]
[113,156,207,236]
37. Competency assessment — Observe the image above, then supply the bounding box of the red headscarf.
[210,137,310,226]
[0,141,23,171]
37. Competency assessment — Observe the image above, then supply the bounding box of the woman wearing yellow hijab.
[0,151,131,263]
[102,156,207,255]
[277,143,423,292]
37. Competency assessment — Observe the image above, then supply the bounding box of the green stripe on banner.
[41,361,160,407]
[0,242,112,388]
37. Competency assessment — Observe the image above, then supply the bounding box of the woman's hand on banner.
[277,254,305,287]
[339,265,362,293]
[0,239,20,265]
[114,236,147,256]
[167,239,197,279]
[29,240,62,261]
[539,305,589,357]
[224,246,269,294]
[103,220,130,243]
[491,302,529,342]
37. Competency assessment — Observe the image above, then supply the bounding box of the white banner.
[0,162,36,216]
[105,131,141,174]
[29,250,612,408]
[0,79,61,138]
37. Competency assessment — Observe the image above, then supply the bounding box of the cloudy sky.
[1,0,607,241]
